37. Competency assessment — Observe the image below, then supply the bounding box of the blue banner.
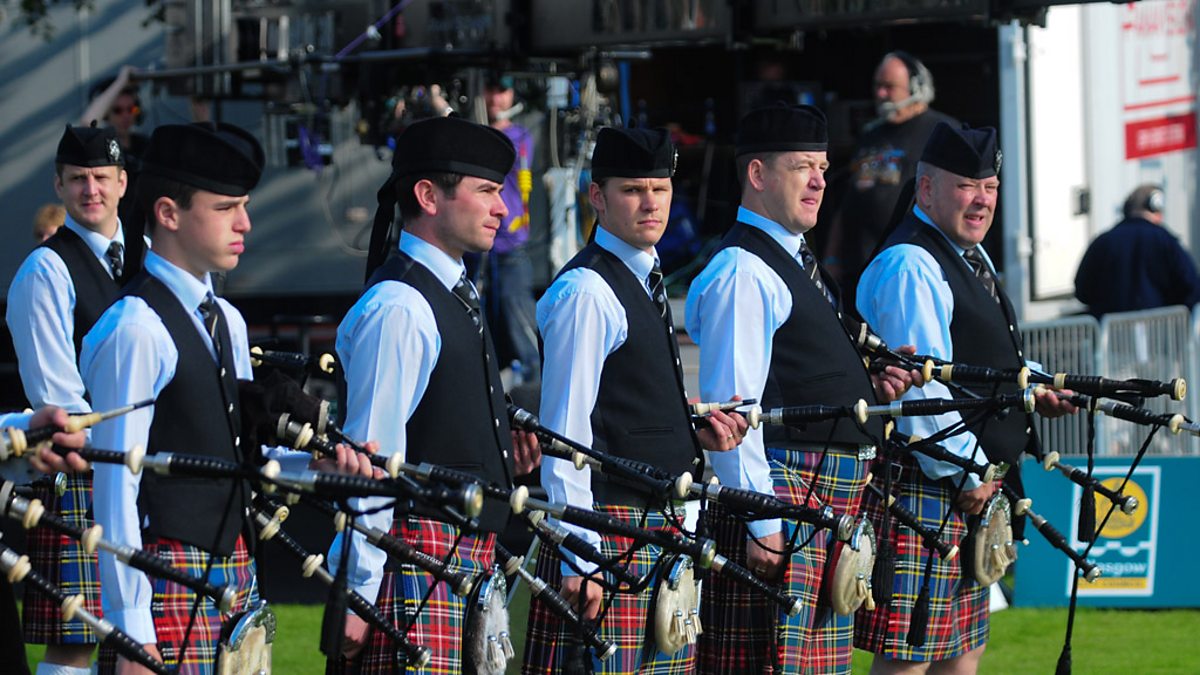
[1014,455,1198,607]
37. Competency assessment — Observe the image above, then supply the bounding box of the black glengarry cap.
[56,123,124,168]
[141,122,264,196]
[391,116,515,184]
[591,127,676,181]
[920,123,1001,179]
[735,104,827,156]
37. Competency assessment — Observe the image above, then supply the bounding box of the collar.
[144,250,215,314]
[398,232,468,291]
[737,206,808,261]
[595,225,659,286]
[914,205,996,269]
[63,213,126,262]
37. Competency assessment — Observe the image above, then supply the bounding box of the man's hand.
[27,406,88,474]
[871,346,925,402]
[512,430,541,476]
[560,574,604,620]
[310,441,380,478]
[1034,387,1078,419]
[955,481,997,515]
[696,407,750,453]
[116,643,162,675]
[746,531,786,581]
[342,614,371,659]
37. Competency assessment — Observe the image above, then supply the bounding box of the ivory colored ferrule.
[125,445,146,475]
[1017,367,1030,389]
[385,455,403,478]
[301,554,325,579]
[746,406,763,429]
[921,360,934,383]
[509,486,533,514]
[61,594,84,622]
[674,472,693,500]
[249,345,265,367]
[82,526,103,555]
[318,353,336,374]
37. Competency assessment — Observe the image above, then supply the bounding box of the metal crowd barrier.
[1022,306,1198,457]
[1021,315,1101,457]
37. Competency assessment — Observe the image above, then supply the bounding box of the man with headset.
[1075,184,1200,316]
[827,51,957,307]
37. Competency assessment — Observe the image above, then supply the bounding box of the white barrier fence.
[1022,306,1197,457]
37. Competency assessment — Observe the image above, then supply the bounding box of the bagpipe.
[849,319,1186,668]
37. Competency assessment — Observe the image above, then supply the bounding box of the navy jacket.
[1075,217,1200,316]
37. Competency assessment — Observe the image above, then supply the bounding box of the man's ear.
[154,197,181,233]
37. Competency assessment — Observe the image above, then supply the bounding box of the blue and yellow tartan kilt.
[523,504,696,675]
[329,516,495,674]
[853,457,989,662]
[22,473,104,644]
[96,534,258,675]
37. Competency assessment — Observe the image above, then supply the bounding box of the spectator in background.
[1075,184,1200,316]
[32,203,64,242]
[80,66,149,267]
[481,74,541,385]
[826,51,957,311]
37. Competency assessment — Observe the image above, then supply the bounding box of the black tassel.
[1077,486,1096,544]
[564,622,596,675]
[1055,644,1073,675]
[319,575,349,657]
[871,536,896,608]
[906,585,930,647]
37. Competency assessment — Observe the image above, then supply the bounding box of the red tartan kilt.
[522,504,695,675]
[328,516,495,675]
[22,474,104,645]
[853,455,990,662]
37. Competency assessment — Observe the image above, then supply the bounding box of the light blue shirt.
[855,206,992,489]
[328,231,472,605]
[80,251,255,644]
[538,225,661,576]
[684,206,824,540]
[6,214,126,413]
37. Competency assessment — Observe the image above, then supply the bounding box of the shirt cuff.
[351,578,384,607]
[746,517,783,540]
[108,607,157,646]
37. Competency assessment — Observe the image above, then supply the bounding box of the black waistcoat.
[716,223,883,447]
[38,227,120,362]
[123,272,248,555]
[366,253,515,532]
[555,243,701,505]
[882,213,1035,464]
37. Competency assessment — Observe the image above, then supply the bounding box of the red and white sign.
[1120,0,1197,159]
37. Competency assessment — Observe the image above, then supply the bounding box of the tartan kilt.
[771,447,869,675]
[696,447,867,675]
[22,473,104,645]
[96,534,259,675]
[523,504,696,675]
[853,456,990,662]
[329,516,495,675]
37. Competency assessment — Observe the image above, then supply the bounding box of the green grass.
[26,600,1200,673]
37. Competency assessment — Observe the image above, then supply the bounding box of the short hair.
[735,151,782,190]
[33,203,65,241]
[395,172,464,222]
[137,173,198,233]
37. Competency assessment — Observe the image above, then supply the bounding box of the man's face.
[755,151,828,234]
[589,177,673,252]
[874,57,912,121]
[485,86,515,123]
[436,176,508,258]
[920,168,999,249]
[171,191,252,277]
[108,92,139,134]
[54,164,126,234]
